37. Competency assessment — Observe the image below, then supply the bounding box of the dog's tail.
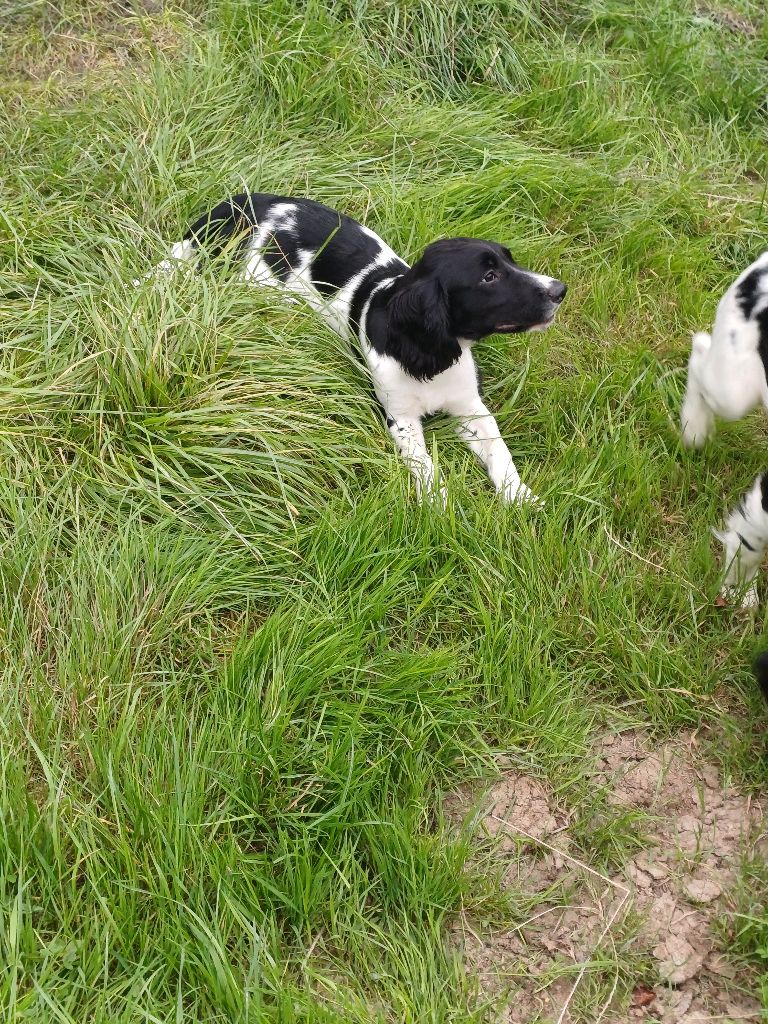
[135,194,257,285]
[752,651,768,704]
[182,194,257,260]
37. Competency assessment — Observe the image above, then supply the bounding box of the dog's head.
[387,239,566,378]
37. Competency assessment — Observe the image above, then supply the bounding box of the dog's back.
[183,192,405,296]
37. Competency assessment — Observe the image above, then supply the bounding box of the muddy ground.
[445,730,765,1023]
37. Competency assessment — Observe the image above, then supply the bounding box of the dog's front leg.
[680,332,716,448]
[455,402,539,505]
[385,415,444,503]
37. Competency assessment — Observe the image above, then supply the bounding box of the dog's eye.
[482,270,498,284]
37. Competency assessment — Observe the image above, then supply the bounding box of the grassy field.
[1,0,767,1020]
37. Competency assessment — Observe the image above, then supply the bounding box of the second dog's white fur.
[681,251,768,606]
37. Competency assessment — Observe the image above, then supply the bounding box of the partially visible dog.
[152,192,566,504]
[752,652,768,704]
[681,251,768,607]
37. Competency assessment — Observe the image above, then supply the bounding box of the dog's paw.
[504,481,544,507]
[680,419,714,449]
[740,584,760,610]
[425,485,448,509]
[721,583,760,610]
[417,482,448,509]
[680,389,715,449]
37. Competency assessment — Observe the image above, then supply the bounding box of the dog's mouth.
[529,313,557,331]
[495,313,555,333]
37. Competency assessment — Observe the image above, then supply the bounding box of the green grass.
[717,854,768,1009]
[1,0,768,1019]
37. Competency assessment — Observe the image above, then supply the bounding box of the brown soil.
[445,730,765,1023]
[693,4,759,37]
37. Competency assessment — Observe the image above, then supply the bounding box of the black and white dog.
[681,252,768,607]
[155,193,566,504]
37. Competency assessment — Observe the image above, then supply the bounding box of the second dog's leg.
[680,332,716,448]
[716,471,768,608]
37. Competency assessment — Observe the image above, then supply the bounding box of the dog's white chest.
[362,343,478,419]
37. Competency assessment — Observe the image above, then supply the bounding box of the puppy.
[153,192,566,504]
[681,252,768,607]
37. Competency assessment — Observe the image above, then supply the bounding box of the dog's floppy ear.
[387,273,460,380]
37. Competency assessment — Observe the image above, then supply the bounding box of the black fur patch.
[184,193,262,259]
[308,221,384,297]
[736,268,764,318]
[261,229,299,281]
[757,305,768,384]
[348,268,402,337]
[760,471,768,514]
[752,651,768,704]
[737,267,768,384]
[379,271,462,380]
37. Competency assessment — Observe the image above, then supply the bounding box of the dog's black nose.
[548,281,567,303]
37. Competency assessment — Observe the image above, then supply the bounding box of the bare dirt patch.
[1,6,185,93]
[445,731,765,1022]
[693,3,760,37]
